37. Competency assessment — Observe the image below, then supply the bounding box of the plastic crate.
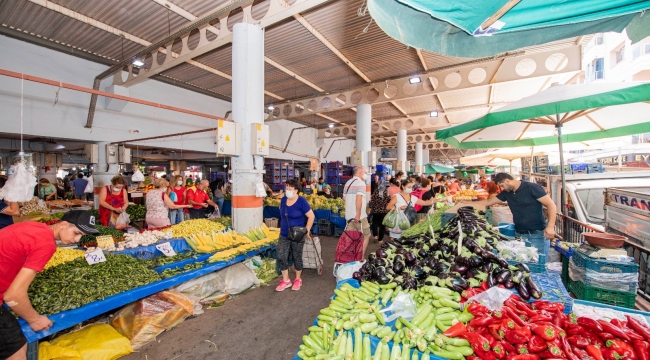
[311,225,319,235]
[572,299,650,323]
[327,176,340,184]
[561,255,570,286]
[570,163,588,172]
[327,161,343,169]
[318,218,331,226]
[530,272,573,314]
[553,242,574,258]
[319,223,334,236]
[334,227,344,237]
[265,162,281,169]
[572,251,639,274]
[327,169,343,177]
[508,254,547,273]
[376,164,386,172]
[264,218,279,228]
[568,279,637,309]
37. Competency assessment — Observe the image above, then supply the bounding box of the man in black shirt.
[483,173,557,257]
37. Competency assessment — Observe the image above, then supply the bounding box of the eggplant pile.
[488,262,542,300]
[354,206,541,298]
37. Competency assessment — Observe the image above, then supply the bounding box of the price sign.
[85,248,107,265]
[96,235,114,249]
[156,242,177,257]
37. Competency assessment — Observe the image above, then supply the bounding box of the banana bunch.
[185,229,252,253]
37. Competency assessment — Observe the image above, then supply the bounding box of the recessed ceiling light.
[267,105,275,110]
[132,59,145,67]
[430,110,439,117]
[409,77,421,84]
[129,129,140,134]
[328,124,334,128]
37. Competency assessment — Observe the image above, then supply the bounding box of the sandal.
[275,279,292,292]
[292,279,303,291]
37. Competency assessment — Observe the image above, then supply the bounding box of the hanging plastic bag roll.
[0,159,37,202]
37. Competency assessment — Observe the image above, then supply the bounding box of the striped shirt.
[343,176,367,220]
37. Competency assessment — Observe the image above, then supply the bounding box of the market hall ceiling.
[0,0,589,144]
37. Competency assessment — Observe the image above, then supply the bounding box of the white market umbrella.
[436,82,650,214]
[460,148,549,173]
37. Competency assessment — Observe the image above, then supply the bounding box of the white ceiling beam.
[416,49,429,71]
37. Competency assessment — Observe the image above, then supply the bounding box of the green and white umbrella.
[435,81,650,213]
[368,0,650,58]
[424,163,456,174]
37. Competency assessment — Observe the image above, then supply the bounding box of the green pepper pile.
[126,204,146,220]
[29,255,160,315]
[79,225,125,248]
[142,251,201,268]
[159,261,206,279]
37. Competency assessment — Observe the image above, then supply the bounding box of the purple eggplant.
[395,248,408,256]
[377,275,390,285]
[487,272,497,287]
[526,276,542,299]
[373,257,387,268]
[412,265,426,279]
[400,237,417,246]
[482,262,494,273]
[450,263,468,275]
[404,252,416,265]
[418,248,429,259]
[495,269,510,284]
[353,271,362,280]
[367,253,376,262]
[518,281,530,300]
[376,249,388,259]
[446,276,469,292]
[372,267,385,279]
[393,261,405,274]
[426,258,438,269]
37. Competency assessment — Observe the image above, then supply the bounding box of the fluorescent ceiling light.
[409,77,421,84]
[132,59,145,67]
[267,105,275,110]
[328,124,334,128]
[430,110,439,117]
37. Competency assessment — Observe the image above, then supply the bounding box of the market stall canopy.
[435,82,650,149]
[367,0,650,57]
[423,164,456,174]
[459,148,549,167]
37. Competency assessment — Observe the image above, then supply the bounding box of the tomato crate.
[572,250,638,274]
[568,279,637,309]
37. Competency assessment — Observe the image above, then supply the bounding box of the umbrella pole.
[556,119,567,217]
[509,159,513,174]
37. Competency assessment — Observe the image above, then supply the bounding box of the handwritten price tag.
[85,248,107,265]
[156,242,177,257]
[96,235,114,249]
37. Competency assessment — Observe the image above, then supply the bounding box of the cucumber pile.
[298,282,477,360]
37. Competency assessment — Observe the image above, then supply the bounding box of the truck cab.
[526,171,650,234]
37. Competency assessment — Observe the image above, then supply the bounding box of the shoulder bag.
[284,199,308,242]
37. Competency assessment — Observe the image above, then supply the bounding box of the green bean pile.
[28,255,161,315]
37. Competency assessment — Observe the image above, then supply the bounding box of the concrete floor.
[122,236,382,360]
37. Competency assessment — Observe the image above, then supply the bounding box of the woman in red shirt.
[98,175,129,228]
[448,179,461,195]
[168,175,186,224]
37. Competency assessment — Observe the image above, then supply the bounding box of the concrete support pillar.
[231,23,265,233]
[414,142,423,175]
[397,129,407,174]
[422,149,430,167]
[35,153,58,184]
[94,142,120,208]
[356,104,371,197]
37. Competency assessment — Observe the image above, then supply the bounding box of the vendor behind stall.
[0,210,98,360]
[482,173,556,257]
[98,175,129,227]
[37,178,57,201]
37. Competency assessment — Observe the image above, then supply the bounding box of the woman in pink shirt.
[387,178,401,197]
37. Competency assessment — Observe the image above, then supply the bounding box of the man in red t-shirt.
[186,179,218,219]
[0,210,98,360]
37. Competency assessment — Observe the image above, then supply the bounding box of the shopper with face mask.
[276,179,315,292]
[385,179,435,240]
[146,178,191,228]
[168,175,186,224]
[343,166,372,258]
[98,175,129,227]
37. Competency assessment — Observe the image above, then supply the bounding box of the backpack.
[410,188,426,212]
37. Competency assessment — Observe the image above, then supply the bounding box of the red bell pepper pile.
[460,294,650,359]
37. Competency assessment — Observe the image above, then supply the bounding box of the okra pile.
[298,281,478,360]
[28,255,161,315]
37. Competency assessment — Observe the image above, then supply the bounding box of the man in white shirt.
[343,166,371,257]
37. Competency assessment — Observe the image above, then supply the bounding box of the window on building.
[646,44,650,54]
[587,58,604,82]
[615,46,625,64]
[633,45,642,59]
[595,35,604,45]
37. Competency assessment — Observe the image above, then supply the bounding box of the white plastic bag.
[380,292,417,322]
[214,262,260,294]
[243,256,263,272]
[255,180,267,198]
[0,160,37,202]
[131,169,145,182]
[334,261,364,282]
[116,212,130,229]
[207,208,221,219]
[465,287,513,311]
[172,273,225,300]
[84,176,94,193]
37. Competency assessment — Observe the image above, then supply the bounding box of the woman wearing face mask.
[276,179,315,292]
[98,175,130,228]
[168,175,187,224]
[146,178,192,228]
[385,179,434,240]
